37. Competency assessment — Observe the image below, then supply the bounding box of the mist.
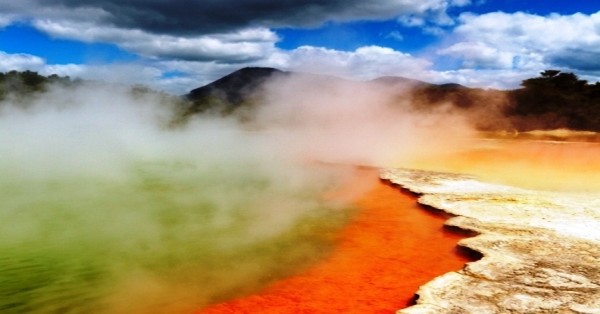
[246,72,477,166]
[0,72,524,313]
[4,70,598,314]
[0,81,361,314]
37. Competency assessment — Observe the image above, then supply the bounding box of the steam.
[4,70,596,314]
[0,73,481,313]
[248,73,476,166]
[0,82,356,314]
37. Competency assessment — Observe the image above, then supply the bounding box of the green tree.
[509,70,599,131]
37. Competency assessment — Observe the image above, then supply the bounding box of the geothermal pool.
[197,170,473,314]
[0,160,357,314]
[195,136,600,313]
[0,87,478,314]
[3,78,598,313]
[0,164,473,314]
[3,126,597,314]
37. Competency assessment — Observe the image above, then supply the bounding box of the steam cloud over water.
[247,73,477,166]
[0,75,480,313]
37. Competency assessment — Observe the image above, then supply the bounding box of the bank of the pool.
[196,169,475,314]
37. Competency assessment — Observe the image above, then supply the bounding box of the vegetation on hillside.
[0,70,74,101]
[185,67,285,116]
[507,70,600,131]
[0,71,188,127]
[3,69,599,132]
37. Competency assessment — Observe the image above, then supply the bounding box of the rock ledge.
[380,168,600,314]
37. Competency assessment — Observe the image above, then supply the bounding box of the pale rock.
[381,168,600,314]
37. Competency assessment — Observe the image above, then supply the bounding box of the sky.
[0,0,599,94]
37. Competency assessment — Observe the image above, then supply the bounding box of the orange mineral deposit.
[196,169,474,314]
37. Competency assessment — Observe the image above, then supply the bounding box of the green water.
[0,160,353,314]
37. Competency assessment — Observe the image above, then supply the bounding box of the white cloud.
[386,30,405,41]
[438,41,515,69]
[444,11,600,72]
[0,14,16,28]
[0,0,489,91]
[397,0,471,29]
[0,0,478,35]
[423,26,446,36]
[0,52,195,94]
[0,1,109,24]
[0,45,568,96]
[42,62,228,94]
[0,47,253,94]
[141,45,435,93]
[109,44,434,93]
[422,68,531,89]
[0,42,526,94]
[6,5,600,93]
[34,19,279,63]
[450,0,471,6]
[0,0,476,64]
[47,63,163,84]
[0,51,45,72]
[283,45,432,80]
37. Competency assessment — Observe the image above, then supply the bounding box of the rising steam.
[247,72,477,166]
[3,71,570,314]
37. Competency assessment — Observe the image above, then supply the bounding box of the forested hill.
[185,67,286,115]
[507,70,600,131]
[185,67,600,132]
[0,70,74,100]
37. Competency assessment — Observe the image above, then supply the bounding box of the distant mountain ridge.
[3,68,597,132]
[369,76,432,88]
[185,67,287,114]
[184,67,482,116]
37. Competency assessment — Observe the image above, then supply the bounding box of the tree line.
[0,70,74,101]
[507,70,600,131]
[2,69,599,132]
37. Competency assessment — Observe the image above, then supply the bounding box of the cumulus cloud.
[0,1,108,25]
[547,49,600,72]
[0,14,16,27]
[142,45,432,93]
[4,40,521,95]
[443,11,600,73]
[50,45,434,94]
[422,68,532,89]
[386,31,405,41]
[398,0,470,29]
[0,51,45,72]
[34,19,279,62]
[5,1,600,92]
[416,10,600,88]
[41,61,236,94]
[17,0,468,35]
[0,53,203,94]
[0,1,472,65]
[437,41,515,69]
[283,45,432,80]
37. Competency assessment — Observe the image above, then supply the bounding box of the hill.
[184,67,511,130]
[0,70,74,101]
[185,67,288,115]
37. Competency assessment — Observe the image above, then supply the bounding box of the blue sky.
[0,1,599,93]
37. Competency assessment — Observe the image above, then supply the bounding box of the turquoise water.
[0,160,353,314]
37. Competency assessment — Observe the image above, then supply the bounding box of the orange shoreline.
[196,170,473,314]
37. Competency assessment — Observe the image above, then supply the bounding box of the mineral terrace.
[381,168,600,314]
